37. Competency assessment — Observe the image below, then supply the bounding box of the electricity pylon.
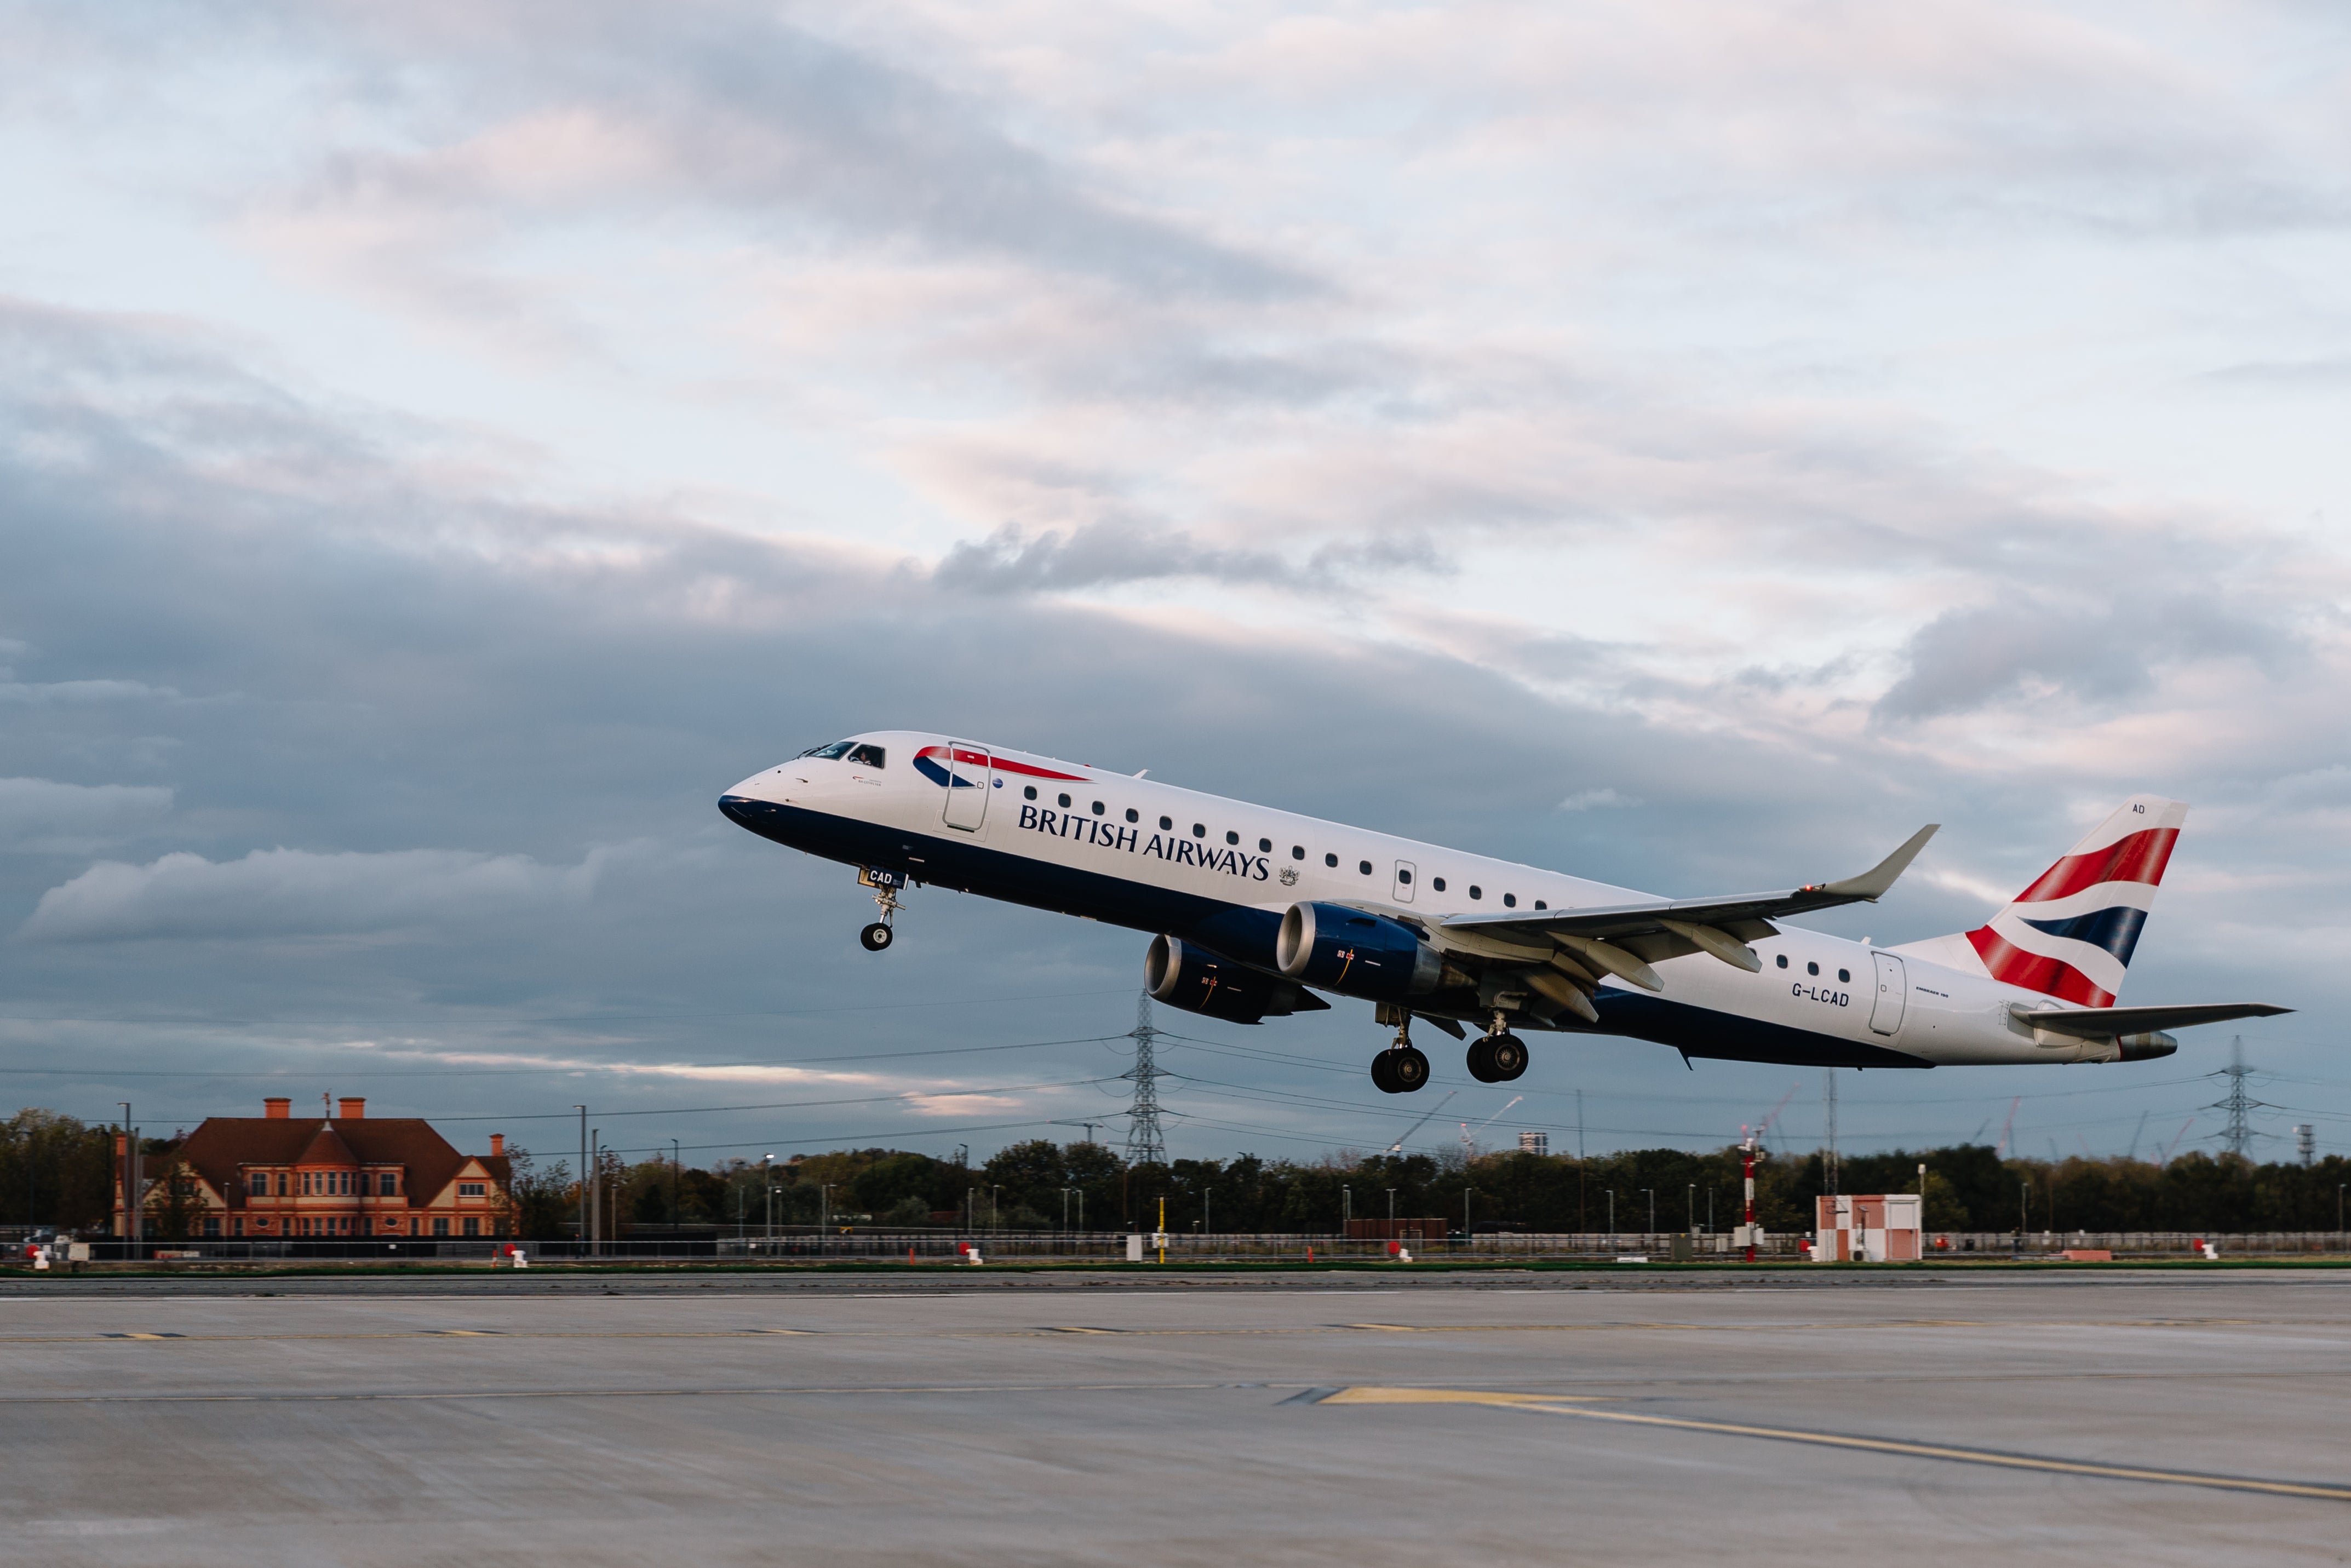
[1122,993,1167,1167]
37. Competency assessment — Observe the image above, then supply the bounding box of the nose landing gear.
[1370,1007,1431,1093]
[858,866,906,952]
[1467,1011,1529,1083]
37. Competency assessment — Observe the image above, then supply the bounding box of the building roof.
[168,1117,507,1211]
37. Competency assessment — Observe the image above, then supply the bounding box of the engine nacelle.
[1145,935,1317,1025]
[2117,1030,2177,1061]
[1275,903,1441,1000]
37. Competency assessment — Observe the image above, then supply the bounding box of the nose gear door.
[1868,951,1907,1035]
[941,743,991,831]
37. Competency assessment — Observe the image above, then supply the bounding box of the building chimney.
[338,1098,365,1120]
[490,1133,504,1156]
[264,1098,291,1119]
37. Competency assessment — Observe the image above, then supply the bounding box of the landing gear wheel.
[1487,1032,1528,1082]
[1371,1044,1429,1094]
[859,922,894,951]
[1466,1037,1500,1083]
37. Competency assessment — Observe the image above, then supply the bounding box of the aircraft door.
[941,743,991,832]
[1868,951,1906,1035]
[1391,860,1417,903]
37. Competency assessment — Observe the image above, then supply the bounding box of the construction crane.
[1386,1090,1457,1156]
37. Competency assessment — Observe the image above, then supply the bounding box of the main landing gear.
[858,866,906,952]
[1467,1012,1529,1084]
[1370,1008,1431,1094]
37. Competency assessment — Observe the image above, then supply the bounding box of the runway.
[5,1268,2347,1565]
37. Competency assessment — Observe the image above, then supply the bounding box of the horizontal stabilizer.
[2019,1002,2292,1039]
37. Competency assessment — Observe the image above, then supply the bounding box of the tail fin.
[1900,796,2186,1005]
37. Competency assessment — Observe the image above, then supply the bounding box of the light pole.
[671,1139,681,1231]
[1062,1187,1071,1230]
[1607,1189,1615,1239]
[821,1183,832,1234]
[1643,1188,1654,1242]
[1343,1185,1351,1231]
[991,1184,1001,1232]
[119,1102,134,1244]
[1687,1184,1695,1234]
[576,1106,588,1254]
[763,1155,773,1242]
[1387,1188,1397,1226]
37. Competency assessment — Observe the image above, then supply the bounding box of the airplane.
[718,733,2288,1092]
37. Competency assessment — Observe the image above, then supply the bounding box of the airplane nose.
[717,794,758,828]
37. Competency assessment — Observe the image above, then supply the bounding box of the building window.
[249,1174,269,1198]
[381,1173,399,1196]
[277,1173,288,1196]
[433,1218,450,1237]
[204,1218,220,1237]
[463,1218,480,1238]
[459,1182,486,1198]
[233,1219,243,1237]
[409,1218,418,1236]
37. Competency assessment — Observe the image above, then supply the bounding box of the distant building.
[1517,1131,1549,1156]
[115,1098,512,1240]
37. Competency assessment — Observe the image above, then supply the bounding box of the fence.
[10,1228,2348,1266]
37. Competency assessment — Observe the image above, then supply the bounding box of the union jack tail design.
[1961,795,2186,1006]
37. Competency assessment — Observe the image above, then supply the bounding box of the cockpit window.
[845,744,886,768]
[798,741,857,760]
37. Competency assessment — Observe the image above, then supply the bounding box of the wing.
[1435,824,1940,986]
[2019,1003,2293,1039]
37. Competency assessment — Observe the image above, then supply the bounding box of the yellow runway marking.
[1320,1387,2351,1503]
[1317,1387,1613,1408]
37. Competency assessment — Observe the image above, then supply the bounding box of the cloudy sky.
[3,1,2346,1180]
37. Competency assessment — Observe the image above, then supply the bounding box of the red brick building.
[116,1097,513,1240]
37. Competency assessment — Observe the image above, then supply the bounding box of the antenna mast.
[1821,1067,1838,1196]
[1122,992,1167,1167]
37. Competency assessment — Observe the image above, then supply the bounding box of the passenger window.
[1292,846,1305,860]
[1469,886,1483,900]
[1534,900,1547,910]
[1024,786,1037,800]
[1397,868,1412,884]
[1837,968,1850,983]
[1225,830,1239,845]
[1092,801,1105,815]
[1358,860,1372,875]
[1776,954,1788,969]
[1503,893,1517,908]
[1160,816,1173,830]
[1126,808,1139,823]
[1058,793,1072,808]
[1192,823,1206,838]
[1259,838,1272,853]
[1324,853,1338,868]
[1807,961,1820,976]
[845,744,886,768]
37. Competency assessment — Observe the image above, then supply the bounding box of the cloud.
[1557,788,1638,813]
[21,847,601,943]
[0,778,174,853]
[1872,594,2296,723]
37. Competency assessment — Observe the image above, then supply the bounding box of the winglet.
[1817,824,1938,902]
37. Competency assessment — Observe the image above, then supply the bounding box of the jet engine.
[1274,903,1442,1000]
[1145,935,1324,1025]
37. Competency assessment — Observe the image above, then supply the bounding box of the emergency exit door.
[1868,951,1907,1035]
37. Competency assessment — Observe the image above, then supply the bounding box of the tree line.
[7,1108,2346,1239]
